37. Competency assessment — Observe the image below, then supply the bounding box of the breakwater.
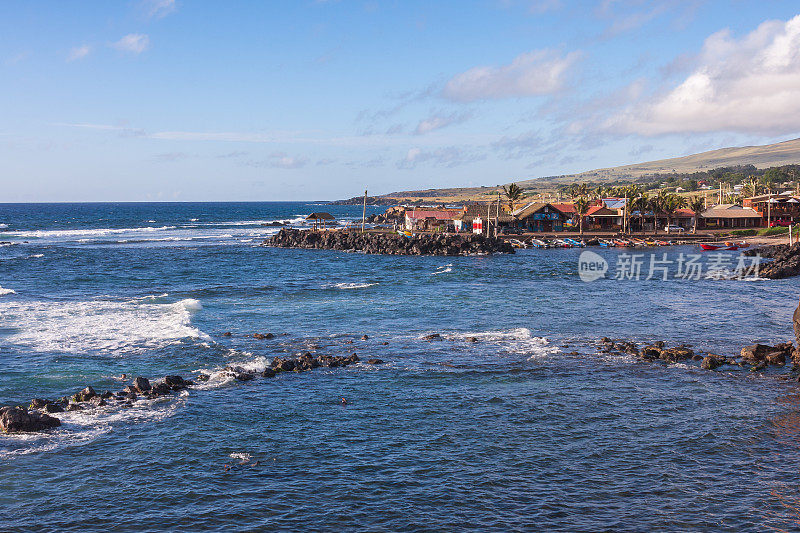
[745,243,800,278]
[265,228,514,255]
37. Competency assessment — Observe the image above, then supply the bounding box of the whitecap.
[0,286,16,296]
[447,328,559,359]
[325,282,378,289]
[431,266,453,275]
[0,297,209,354]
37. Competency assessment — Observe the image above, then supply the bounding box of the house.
[404,209,460,231]
[454,204,513,234]
[699,204,762,229]
[551,203,577,228]
[743,192,800,225]
[512,202,567,232]
[586,204,622,230]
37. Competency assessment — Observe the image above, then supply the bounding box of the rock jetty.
[598,337,798,372]
[744,243,800,279]
[265,228,514,256]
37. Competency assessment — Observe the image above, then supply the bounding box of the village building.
[453,204,513,234]
[743,192,800,225]
[511,202,568,232]
[404,209,461,231]
[698,204,762,229]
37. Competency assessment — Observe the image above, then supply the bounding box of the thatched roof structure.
[306,212,335,221]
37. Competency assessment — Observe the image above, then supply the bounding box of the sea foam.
[0,297,209,354]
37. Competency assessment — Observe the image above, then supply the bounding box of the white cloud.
[607,14,800,136]
[142,0,176,19]
[111,34,150,54]
[267,151,307,169]
[414,111,471,135]
[397,146,485,169]
[67,45,91,62]
[442,49,581,102]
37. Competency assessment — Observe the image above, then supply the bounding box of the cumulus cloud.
[67,45,91,62]
[414,111,472,135]
[442,49,581,102]
[607,14,800,136]
[142,0,176,19]
[491,131,542,159]
[397,146,485,169]
[112,34,150,54]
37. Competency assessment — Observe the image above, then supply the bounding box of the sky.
[1,0,800,202]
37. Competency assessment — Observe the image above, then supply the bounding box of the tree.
[630,195,649,233]
[662,193,687,230]
[502,183,524,213]
[574,197,590,236]
[688,196,705,234]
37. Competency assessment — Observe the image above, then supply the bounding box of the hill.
[341,138,800,204]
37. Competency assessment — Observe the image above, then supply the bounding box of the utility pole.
[496,191,500,238]
[361,189,367,233]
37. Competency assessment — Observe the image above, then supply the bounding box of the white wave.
[448,328,559,359]
[0,242,15,247]
[192,352,270,390]
[229,452,252,463]
[0,223,8,228]
[0,286,16,296]
[0,391,186,458]
[0,297,209,354]
[190,218,199,222]
[432,266,453,275]
[28,254,44,258]
[325,282,378,289]
[6,226,176,239]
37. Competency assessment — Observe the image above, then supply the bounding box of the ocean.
[1,202,799,531]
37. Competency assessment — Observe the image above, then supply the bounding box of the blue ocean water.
[1,202,800,531]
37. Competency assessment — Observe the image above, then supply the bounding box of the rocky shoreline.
[265,228,514,255]
[0,343,383,434]
[745,243,800,279]
[596,338,797,372]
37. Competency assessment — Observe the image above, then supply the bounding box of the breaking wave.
[0,297,208,354]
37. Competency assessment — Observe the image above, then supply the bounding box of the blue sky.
[2,1,800,201]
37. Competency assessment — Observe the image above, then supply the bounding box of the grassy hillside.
[357,138,800,204]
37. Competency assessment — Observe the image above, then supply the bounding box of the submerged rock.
[701,355,721,370]
[0,406,61,433]
[366,359,384,365]
[73,386,96,403]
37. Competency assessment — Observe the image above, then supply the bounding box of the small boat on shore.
[598,239,613,247]
[563,238,584,247]
[530,239,548,248]
[509,238,527,249]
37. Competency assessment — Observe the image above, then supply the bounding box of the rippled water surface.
[2,202,800,531]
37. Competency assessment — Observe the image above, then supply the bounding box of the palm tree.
[619,185,640,234]
[630,194,649,233]
[662,193,687,231]
[502,183,524,213]
[741,177,762,199]
[594,185,606,201]
[649,191,669,234]
[574,197,590,236]
[576,183,589,198]
[688,196,705,234]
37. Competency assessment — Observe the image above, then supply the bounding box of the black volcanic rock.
[265,229,514,256]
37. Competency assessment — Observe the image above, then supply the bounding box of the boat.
[699,243,739,251]
[645,239,658,246]
[613,239,630,247]
[629,238,646,247]
[530,239,548,248]
[598,239,613,247]
[509,238,527,249]
[563,238,584,247]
